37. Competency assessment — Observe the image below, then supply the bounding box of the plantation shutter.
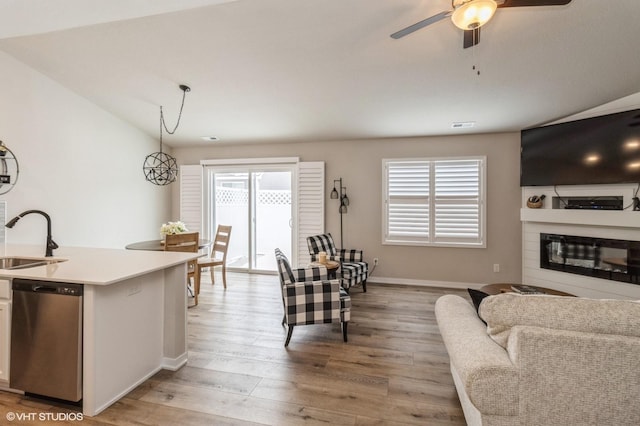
[383,157,485,247]
[179,165,202,233]
[433,159,483,245]
[296,162,324,267]
[384,161,430,243]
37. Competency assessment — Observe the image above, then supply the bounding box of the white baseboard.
[162,352,188,371]
[367,276,484,290]
[90,365,162,416]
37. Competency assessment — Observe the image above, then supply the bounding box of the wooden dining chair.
[196,225,232,291]
[164,232,200,306]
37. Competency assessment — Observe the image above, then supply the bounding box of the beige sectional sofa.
[435,292,640,425]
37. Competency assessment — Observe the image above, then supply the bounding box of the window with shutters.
[383,157,486,247]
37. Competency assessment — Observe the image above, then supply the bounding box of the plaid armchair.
[275,248,351,347]
[306,233,368,292]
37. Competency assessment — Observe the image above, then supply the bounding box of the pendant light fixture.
[143,84,191,185]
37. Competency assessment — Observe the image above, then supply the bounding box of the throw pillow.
[467,288,490,313]
[467,288,490,324]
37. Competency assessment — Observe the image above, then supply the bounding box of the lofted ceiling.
[0,0,639,147]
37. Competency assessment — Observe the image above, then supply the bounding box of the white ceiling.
[0,0,639,147]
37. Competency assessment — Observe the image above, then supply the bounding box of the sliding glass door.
[254,171,292,270]
[206,165,293,273]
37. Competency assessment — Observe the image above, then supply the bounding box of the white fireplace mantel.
[520,208,640,229]
[520,184,640,299]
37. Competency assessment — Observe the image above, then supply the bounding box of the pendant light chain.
[158,86,189,153]
[161,86,189,135]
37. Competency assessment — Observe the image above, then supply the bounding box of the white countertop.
[0,244,200,285]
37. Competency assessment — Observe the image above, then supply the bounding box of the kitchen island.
[0,244,199,416]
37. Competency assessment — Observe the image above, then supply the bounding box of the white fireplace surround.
[521,183,640,300]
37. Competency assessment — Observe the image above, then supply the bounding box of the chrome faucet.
[5,210,59,257]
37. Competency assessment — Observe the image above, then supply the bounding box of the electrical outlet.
[493,264,500,273]
[373,258,379,266]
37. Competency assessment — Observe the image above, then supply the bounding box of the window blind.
[179,165,202,233]
[386,161,430,242]
[297,162,324,267]
[434,159,482,245]
[384,157,485,247]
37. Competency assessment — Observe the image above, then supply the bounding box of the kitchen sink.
[0,257,67,270]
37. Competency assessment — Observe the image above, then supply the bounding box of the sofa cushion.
[479,293,640,349]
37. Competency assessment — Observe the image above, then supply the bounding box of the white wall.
[0,52,170,249]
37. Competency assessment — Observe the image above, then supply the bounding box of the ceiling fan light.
[451,0,497,30]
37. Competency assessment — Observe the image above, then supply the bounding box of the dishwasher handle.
[33,285,58,293]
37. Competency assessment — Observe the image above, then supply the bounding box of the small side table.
[309,260,340,279]
[480,283,575,297]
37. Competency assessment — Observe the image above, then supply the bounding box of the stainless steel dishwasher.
[10,279,83,402]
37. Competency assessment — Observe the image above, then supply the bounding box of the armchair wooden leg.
[222,265,227,289]
[284,325,294,347]
[195,269,201,300]
[342,322,348,343]
[210,267,215,286]
[362,280,367,293]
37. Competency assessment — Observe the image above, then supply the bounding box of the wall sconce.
[331,178,349,247]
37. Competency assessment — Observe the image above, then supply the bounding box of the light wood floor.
[0,273,469,425]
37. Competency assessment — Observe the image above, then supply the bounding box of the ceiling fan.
[390,0,572,48]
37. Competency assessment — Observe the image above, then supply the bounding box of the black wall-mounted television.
[520,108,640,186]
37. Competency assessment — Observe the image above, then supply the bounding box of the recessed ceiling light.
[584,153,601,165]
[624,139,640,151]
[451,121,475,129]
[201,136,219,142]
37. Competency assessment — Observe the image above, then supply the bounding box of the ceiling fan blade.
[390,10,451,39]
[463,28,480,49]
[498,0,571,8]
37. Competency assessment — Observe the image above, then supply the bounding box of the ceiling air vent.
[451,121,475,129]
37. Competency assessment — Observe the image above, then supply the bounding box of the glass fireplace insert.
[540,233,640,285]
